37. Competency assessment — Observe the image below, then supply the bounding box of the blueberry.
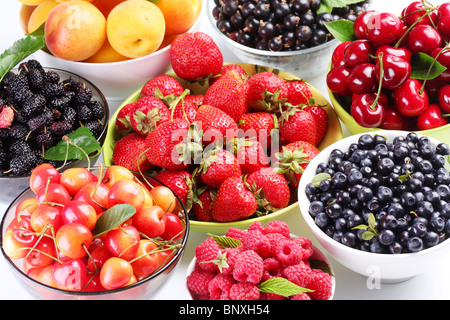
[389,242,403,254]
[315,212,329,229]
[357,186,373,202]
[309,200,324,217]
[407,237,424,252]
[424,231,440,247]
[341,232,357,248]
[410,222,427,238]
[326,202,343,219]
[378,229,395,246]
[377,157,395,175]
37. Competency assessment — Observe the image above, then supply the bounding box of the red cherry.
[437,3,450,38]
[393,78,429,117]
[375,45,411,62]
[408,25,442,54]
[430,47,450,82]
[331,41,351,68]
[375,54,411,90]
[438,84,450,113]
[380,105,412,130]
[353,10,377,40]
[366,12,405,46]
[350,93,386,128]
[343,39,375,68]
[347,63,377,94]
[417,104,448,130]
[326,66,352,96]
[402,1,438,27]
[424,78,445,99]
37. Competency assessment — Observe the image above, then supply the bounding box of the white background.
[1,0,450,300]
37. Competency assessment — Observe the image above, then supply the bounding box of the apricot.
[19,5,36,32]
[106,0,165,59]
[56,0,93,2]
[84,38,130,63]
[45,0,106,61]
[27,0,59,33]
[156,0,202,35]
[90,0,126,18]
[18,0,45,5]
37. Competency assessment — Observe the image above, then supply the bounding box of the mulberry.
[9,153,38,176]
[49,121,73,136]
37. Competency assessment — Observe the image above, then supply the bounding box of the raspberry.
[263,220,290,238]
[225,227,247,242]
[208,273,235,300]
[266,232,287,257]
[242,229,271,258]
[306,269,333,300]
[229,281,260,300]
[262,257,283,281]
[248,220,265,233]
[275,239,303,266]
[233,249,264,284]
[186,268,216,296]
[290,293,312,300]
[260,292,285,300]
[221,247,240,275]
[195,237,221,273]
[293,237,314,260]
[282,261,312,288]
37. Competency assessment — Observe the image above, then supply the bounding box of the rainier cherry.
[29,163,61,194]
[60,167,98,197]
[160,212,184,241]
[35,183,71,206]
[73,182,109,214]
[107,179,145,211]
[132,205,166,238]
[24,237,56,268]
[130,240,161,279]
[30,204,63,235]
[100,257,134,290]
[105,225,140,261]
[52,258,88,291]
[61,200,97,230]
[55,223,93,259]
[149,186,177,213]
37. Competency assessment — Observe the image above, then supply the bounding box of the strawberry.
[115,102,138,131]
[237,112,277,149]
[284,79,313,106]
[192,187,216,222]
[194,105,238,144]
[144,118,191,170]
[170,32,223,81]
[209,63,248,86]
[140,74,184,99]
[247,71,288,112]
[303,105,328,145]
[129,96,171,136]
[198,147,242,189]
[112,132,153,173]
[274,140,319,187]
[185,94,204,107]
[170,98,198,123]
[211,177,257,222]
[246,167,290,210]
[228,137,270,174]
[204,71,250,122]
[154,169,193,210]
[278,107,316,145]
[0,106,14,128]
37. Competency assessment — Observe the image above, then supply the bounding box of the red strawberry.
[209,63,248,86]
[0,106,14,128]
[130,96,171,136]
[112,133,153,173]
[204,71,250,122]
[211,177,257,222]
[192,187,216,222]
[140,74,184,99]
[247,71,288,112]
[199,148,242,189]
[228,138,270,174]
[237,112,277,149]
[170,98,198,123]
[185,94,204,107]
[274,140,319,187]
[154,169,193,210]
[284,79,313,106]
[303,105,328,145]
[144,118,191,169]
[115,102,138,131]
[279,108,316,145]
[194,105,238,144]
[170,32,223,81]
[246,167,290,210]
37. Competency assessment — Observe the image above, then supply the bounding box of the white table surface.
[1,0,450,300]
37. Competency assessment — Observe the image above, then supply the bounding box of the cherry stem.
[371,52,384,110]
[420,43,450,94]
[395,7,437,48]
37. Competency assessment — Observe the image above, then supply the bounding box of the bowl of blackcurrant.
[0,59,109,202]
[297,130,450,283]
[208,0,371,79]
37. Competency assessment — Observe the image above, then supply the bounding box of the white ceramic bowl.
[34,5,203,101]
[206,0,339,79]
[297,130,450,283]
[185,236,335,300]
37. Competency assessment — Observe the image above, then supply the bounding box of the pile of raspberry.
[186,220,333,300]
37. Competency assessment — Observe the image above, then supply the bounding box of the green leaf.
[311,173,331,188]
[44,127,102,161]
[318,0,364,13]
[309,259,334,276]
[362,230,376,241]
[324,20,356,42]
[208,233,242,249]
[0,34,45,81]
[26,21,46,37]
[94,204,136,237]
[410,52,447,80]
[258,277,313,297]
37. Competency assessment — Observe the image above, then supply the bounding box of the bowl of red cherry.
[298,130,450,283]
[208,0,371,79]
[0,164,189,299]
[326,1,450,145]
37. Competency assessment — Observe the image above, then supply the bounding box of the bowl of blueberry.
[0,59,109,203]
[297,130,450,283]
[208,0,371,79]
